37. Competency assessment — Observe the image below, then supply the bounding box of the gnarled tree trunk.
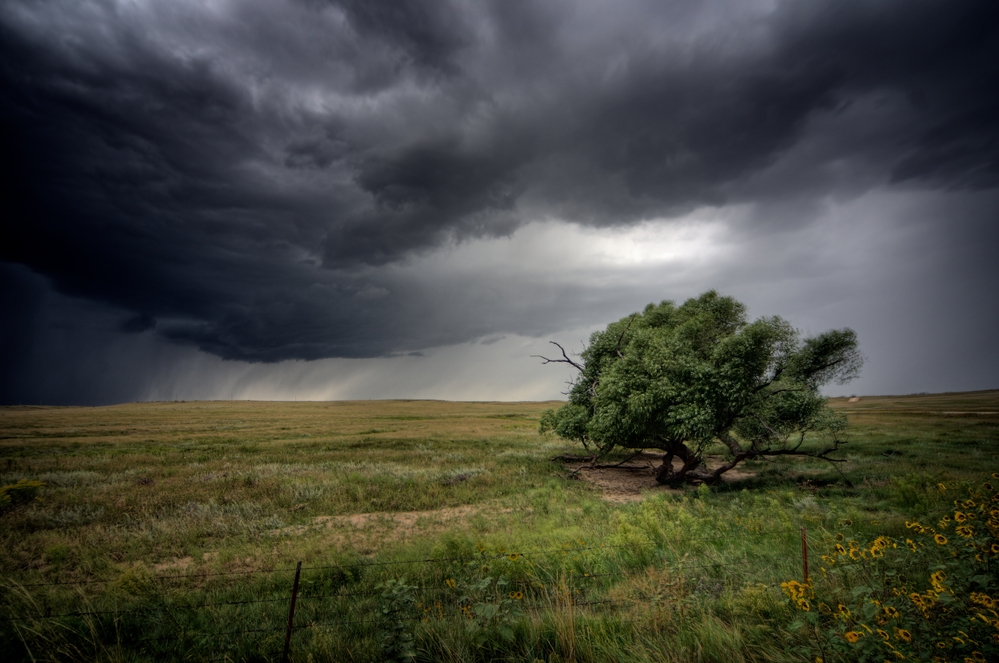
[655,442,702,486]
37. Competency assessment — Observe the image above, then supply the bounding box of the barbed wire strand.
[13,527,807,588]
[2,556,766,623]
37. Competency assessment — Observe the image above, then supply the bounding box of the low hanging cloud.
[0,0,997,403]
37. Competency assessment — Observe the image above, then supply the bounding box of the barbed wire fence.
[1,527,814,662]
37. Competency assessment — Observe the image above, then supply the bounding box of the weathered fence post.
[283,561,302,663]
[800,527,809,584]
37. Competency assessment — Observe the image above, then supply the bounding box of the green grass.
[0,392,997,662]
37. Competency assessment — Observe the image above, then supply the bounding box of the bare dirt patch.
[270,502,512,545]
[563,453,755,503]
[153,556,193,572]
[315,504,484,532]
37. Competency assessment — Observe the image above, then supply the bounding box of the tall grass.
[0,393,997,661]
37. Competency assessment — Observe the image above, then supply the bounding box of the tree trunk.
[654,448,675,483]
[655,443,700,486]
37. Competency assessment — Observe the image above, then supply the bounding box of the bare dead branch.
[592,450,646,469]
[551,454,596,463]
[532,341,584,372]
[822,453,854,487]
[614,314,638,358]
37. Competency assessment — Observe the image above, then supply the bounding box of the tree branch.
[753,365,785,393]
[592,450,647,469]
[751,415,787,449]
[551,454,595,463]
[614,314,638,358]
[533,341,584,372]
[689,434,850,485]
[760,387,806,399]
[690,452,751,484]
[717,432,746,457]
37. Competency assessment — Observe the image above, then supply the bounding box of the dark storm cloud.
[525,1,999,221]
[1,0,997,383]
[325,0,471,74]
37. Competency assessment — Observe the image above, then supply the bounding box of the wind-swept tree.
[537,291,862,485]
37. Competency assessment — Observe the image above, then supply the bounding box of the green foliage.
[113,566,159,598]
[0,479,43,511]
[887,473,943,516]
[540,291,861,484]
[459,575,525,648]
[783,476,999,662]
[376,577,419,662]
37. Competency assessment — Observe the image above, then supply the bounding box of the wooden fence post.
[283,561,302,663]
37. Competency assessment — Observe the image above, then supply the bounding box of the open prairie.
[1,392,998,662]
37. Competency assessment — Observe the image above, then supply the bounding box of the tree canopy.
[538,291,862,485]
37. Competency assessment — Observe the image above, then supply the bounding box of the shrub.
[376,577,419,662]
[0,480,44,511]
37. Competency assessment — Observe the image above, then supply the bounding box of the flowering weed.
[784,476,999,662]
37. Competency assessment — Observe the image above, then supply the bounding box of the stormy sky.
[1,0,997,405]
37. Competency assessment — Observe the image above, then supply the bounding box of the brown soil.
[564,453,755,503]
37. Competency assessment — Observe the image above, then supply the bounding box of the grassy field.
[1,392,997,662]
